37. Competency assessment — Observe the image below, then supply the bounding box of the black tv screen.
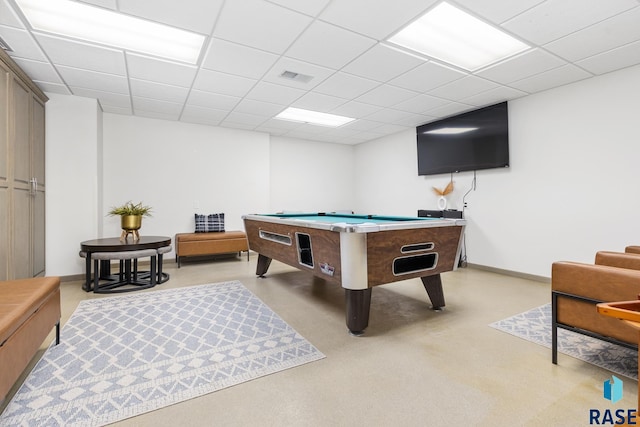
[416,102,509,176]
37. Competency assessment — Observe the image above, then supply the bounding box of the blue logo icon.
[603,375,623,403]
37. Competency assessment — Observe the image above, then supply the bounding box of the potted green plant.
[108,201,152,240]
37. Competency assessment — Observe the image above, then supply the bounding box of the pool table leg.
[421,274,446,309]
[345,288,372,335]
[256,254,272,277]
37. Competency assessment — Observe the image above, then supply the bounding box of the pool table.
[243,212,466,335]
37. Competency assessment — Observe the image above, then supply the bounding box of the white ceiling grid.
[1,0,640,144]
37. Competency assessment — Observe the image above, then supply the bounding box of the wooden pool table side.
[243,215,465,334]
[244,220,343,285]
[365,226,463,286]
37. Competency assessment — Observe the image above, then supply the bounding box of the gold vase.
[120,215,142,240]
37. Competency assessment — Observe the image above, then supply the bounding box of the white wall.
[45,94,101,276]
[269,136,355,213]
[101,113,270,242]
[44,63,640,278]
[355,64,640,278]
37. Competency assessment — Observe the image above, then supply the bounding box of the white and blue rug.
[0,281,324,426]
[490,303,637,379]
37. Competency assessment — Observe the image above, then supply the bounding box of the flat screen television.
[416,101,509,176]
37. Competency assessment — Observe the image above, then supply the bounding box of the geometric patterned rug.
[490,303,637,380]
[0,281,324,426]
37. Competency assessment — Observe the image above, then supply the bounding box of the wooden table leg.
[421,274,445,309]
[345,288,372,335]
[256,254,272,277]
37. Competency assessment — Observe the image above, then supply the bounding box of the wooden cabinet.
[0,48,48,280]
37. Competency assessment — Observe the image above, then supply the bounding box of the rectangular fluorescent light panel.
[15,0,205,64]
[275,108,355,127]
[424,127,477,135]
[387,2,529,71]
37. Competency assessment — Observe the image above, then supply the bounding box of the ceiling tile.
[429,76,500,101]
[222,111,267,126]
[476,49,567,84]
[393,94,450,114]
[186,90,240,110]
[314,72,379,99]
[266,0,330,17]
[130,78,189,103]
[330,101,382,118]
[389,61,466,92]
[342,119,384,132]
[544,7,640,62]
[262,57,335,89]
[234,99,285,117]
[292,92,347,112]
[388,113,433,127]
[401,115,434,127]
[355,84,418,107]
[126,53,197,87]
[102,105,132,114]
[78,0,117,9]
[454,0,545,24]
[181,105,227,126]
[193,69,257,97]
[34,81,70,95]
[576,40,640,75]
[502,0,639,45]
[1,26,46,61]
[257,118,303,131]
[319,0,436,39]
[509,64,593,93]
[34,33,126,75]
[71,87,131,108]
[12,58,63,83]
[246,81,305,104]
[57,65,127,93]
[0,0,25,28]
[136,110,180,121]
[214,0,312,54]
[119,0,223,34]
[364,108,423,125]
[133,96,182,116]
[202,38,279,79]
[5,0,640,145]
[286,21,376,69]
[253,125,289,136]
[342,44,424,82]
[424,102,475,119]
[461,86,528,106]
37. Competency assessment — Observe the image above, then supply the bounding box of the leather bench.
[0,276,61,402]
[175,231,249,267]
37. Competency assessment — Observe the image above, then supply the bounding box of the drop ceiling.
[1,0,640,145]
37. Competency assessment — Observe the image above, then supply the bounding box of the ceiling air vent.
[0,35,13,52]
[279,70,313,84]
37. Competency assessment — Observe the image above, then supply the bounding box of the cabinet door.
[12,186,31,279]
[0,189,7,280]
[0,61,8,182]
[0,62,8,279]
[32,98,45,185]
[10,78,33,279]
[32,98,45,276]
[12,78,30,187]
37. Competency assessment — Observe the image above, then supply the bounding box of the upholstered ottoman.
[0,277,61,402]
[175,231,249,267]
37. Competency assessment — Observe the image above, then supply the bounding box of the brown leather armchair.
[551,251,640,364]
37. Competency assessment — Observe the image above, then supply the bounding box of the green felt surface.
[263,213,436,224]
